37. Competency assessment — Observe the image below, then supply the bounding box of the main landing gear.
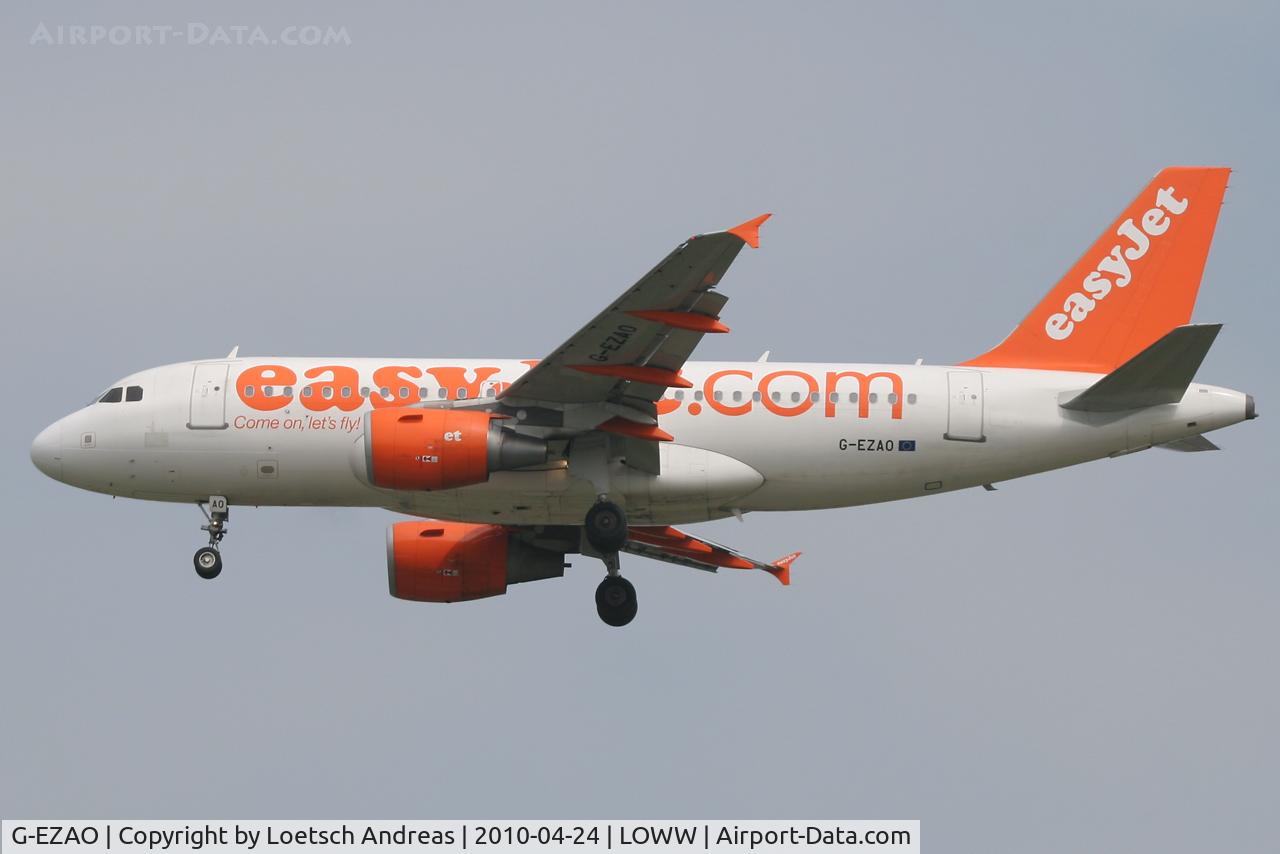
[194,495,229,580]
[585,501,627,553]
[596,575,637,627]
[585,499,637,627]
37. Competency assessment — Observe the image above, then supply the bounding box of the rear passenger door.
[944,370,985,442]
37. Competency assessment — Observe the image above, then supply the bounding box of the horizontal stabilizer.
[1061,323,1221,412]
[1158,434,1220,452]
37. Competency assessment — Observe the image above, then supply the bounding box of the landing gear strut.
[194,495,228,580]
[584,499,636,627]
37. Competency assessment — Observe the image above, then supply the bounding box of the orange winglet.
[764,552,800,586]
[627,310,731,334]
[597,417,673,442]
[570,364,693,388]
[726,213,772,249]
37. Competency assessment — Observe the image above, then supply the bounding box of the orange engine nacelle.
[387,520,565,603]
[364,408,546,491]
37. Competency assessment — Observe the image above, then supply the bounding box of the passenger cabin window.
[126,386,143,402]
[99,387,123,403]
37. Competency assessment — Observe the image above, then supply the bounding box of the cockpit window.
[99,387,123,403]
[126,385,143,402]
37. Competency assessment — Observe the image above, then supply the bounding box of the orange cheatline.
[627,310,730,334]
[570,364,693,388]
[726,213,772,249]
[596,417,674,443]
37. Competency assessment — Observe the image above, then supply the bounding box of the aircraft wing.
[623,525,798,586]
[500,213,771,412]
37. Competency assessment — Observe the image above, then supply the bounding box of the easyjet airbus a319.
[31,168,1256,625]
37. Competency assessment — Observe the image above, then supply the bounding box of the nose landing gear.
[194,546,222,579]
[585,499,636,627]
[194,495,228,580]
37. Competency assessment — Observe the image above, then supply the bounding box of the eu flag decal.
[899,440,917,452]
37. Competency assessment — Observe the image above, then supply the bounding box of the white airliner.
[31,167,1256,625]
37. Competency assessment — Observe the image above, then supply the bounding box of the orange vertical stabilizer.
[963,167,1230,373]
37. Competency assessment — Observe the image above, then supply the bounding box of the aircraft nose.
[31,421,64,481]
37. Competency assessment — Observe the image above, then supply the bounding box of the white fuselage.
[30,358,1251,525]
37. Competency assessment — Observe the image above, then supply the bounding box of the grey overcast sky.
[1,2,1276,851]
